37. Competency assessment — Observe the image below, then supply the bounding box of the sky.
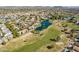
[0,0,79,6]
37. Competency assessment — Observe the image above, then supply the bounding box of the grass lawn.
[13,25,60,52]
[61,22,79,30]
[75,16,79,20]
[36,41,65,52]
[68,23,79,30]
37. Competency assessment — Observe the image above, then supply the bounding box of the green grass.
[68,23,79,30]
[13,26,60,52]
[75,16,79,20]
[61,22,79,30]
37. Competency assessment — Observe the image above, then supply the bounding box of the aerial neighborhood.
[0,6,79,52]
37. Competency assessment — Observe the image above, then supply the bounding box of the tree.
[5,23,19,38]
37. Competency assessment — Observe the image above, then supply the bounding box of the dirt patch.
[0,32,38,51]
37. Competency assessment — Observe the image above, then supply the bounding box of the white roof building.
[0,24,13,43]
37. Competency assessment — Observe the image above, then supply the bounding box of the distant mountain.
[0,6,51,9]
[0,6,79,10]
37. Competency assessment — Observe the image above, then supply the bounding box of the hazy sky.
[0,0,79,6]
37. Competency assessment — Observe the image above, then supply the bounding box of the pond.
[35,20,52,31]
